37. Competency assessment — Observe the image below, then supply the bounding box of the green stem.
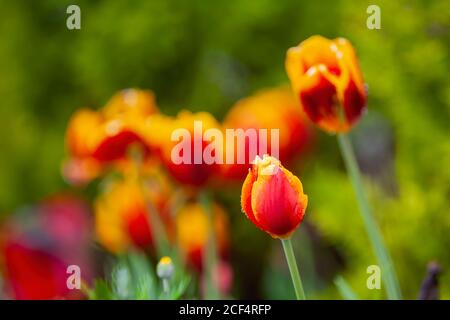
[162,278,170,295]
[199,190,220,299]
[145,199,170,256]
[281,238,306,300]
[337,133,402,300]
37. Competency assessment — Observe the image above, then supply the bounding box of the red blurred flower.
[0,195,92,299]
[286,36,367,132]
[241,155,308,238]
[3,241,71,300]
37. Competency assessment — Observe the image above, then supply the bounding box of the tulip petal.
[297,35,342,76]
[343,79,367,124]
[241,168,261,228]
[251,166,307,238]
[92,130,148,162]
[126,210,153,249]
[300,67,347,132]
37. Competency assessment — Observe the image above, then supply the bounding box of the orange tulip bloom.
[63,89,158,184]
[176,202,229,271]
[286,36,367,132]
[221,88,313,180]
[94,171,173,253]
[241,155,307,238]
[147,111,222,187]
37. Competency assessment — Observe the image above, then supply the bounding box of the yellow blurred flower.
[94,166,173,254]
[176,201,229,271]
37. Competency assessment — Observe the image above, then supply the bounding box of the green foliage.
[87,252,191,300]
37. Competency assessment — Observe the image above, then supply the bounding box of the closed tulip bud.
[241,155,307,239]
[286,36,367,133]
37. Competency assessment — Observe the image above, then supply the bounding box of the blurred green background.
[0,0,449,299]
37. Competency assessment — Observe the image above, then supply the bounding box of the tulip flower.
[221,87,313,181]
[286,36,401,299]
[94,171,173,254]
[286,35,367,133]
[241,155,307,238]
[241,155,307,299]
[147,111,222,187]
[176,200,230,299]
[63,89,158,185]
[175,201,229,272]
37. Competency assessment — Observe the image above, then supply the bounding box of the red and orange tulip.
[221,88,313,180]
[286,37,402,298]
[175,201,229,271]
[286,36,367,133]
[94,171,173,254]
[147,111,222,187]
[63,89,158,185]
[241,154,308,299]
[241,155,307,238]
